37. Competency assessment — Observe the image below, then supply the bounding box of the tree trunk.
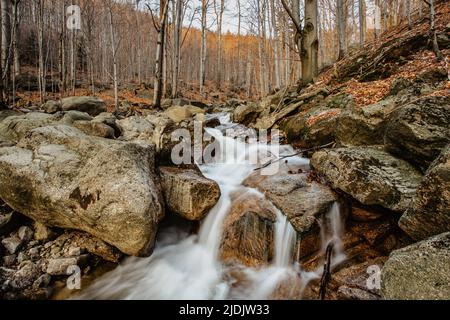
[359,0,366,48]
[428,0,443,61]
[171,0,182,98]
[337,0,347,59]
[108,4,119,113]
[37,0,45,103]
[199,0,207,96]
[153,0,169,108]
[302,0,319,84]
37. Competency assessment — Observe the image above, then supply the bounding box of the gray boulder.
[399,146,450,240]
[381,232,450,300]
[311,147,423,212]
[384,96,450,172]
[61,96,107,116]
[0,125,164,256]
[159,167,220,221]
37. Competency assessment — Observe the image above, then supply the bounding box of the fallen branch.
[319,241,334,300]
[254,142,335,171]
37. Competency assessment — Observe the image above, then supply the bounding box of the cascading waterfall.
[75,114,345,300]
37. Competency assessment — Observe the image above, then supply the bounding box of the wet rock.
[399,146,450,240]
[2,236,22,254]
[384,96,450,172]
[60,96,106,116]
[350,206,384,222]
[220,191,276,266]
[381,232,450,300]
[159,167,220,221]
[311,147,423,212]
[0,125,164,256]
[244,168,337,258]
[43,100,62,114]
[73,120,115,139]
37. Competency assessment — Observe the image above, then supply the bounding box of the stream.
[76,114,346,300]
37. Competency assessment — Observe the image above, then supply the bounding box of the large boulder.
[117,116,155,142]
[384,96,450,172]
[381,232,450,300]
[220,190,276,266]
[61,96,107,116]
[166,107,191,123]
[244,168,337,259]
[311,147,423,212]
[0,113,60,142]
[0,125,164,256]
[232,103,262,126]
[159,167,220,221]
[281,107,341,148]
[399,146,450,240]
[336,96,405,146]
[73,120,115,139]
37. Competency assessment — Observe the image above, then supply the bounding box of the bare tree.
[213,0,224,85]
[281,0,319,84]
[149,0,169,108]
[425,0,443,61]
[359,0,366,47]
[336,0,346,59]
[200,0,208,96]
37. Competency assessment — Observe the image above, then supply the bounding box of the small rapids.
[76,114,346,300]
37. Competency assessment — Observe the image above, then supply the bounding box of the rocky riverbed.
[0,61,449,300]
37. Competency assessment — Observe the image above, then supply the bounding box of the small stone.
[46,257,79,276]
[33,274,51,289]
[18,226,34,243]
[34,222,55,242]
[11,261,41,290]
[1,236,23,254]
[17,252,30,264]
[67,246,81,257]
[337,285,380,300]
[2,255,16,267]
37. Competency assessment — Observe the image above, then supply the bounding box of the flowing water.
[76,114,346,300]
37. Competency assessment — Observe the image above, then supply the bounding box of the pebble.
[1,236,23,255]
[18,226,34,243]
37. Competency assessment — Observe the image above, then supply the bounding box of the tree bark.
[337,0,347,59]
[153,0,169,108]
[199,0,207,96]
[359,0,366,48]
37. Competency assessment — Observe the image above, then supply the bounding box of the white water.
[76,115,345,300]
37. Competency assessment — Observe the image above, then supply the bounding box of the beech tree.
[281,0,319,84]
